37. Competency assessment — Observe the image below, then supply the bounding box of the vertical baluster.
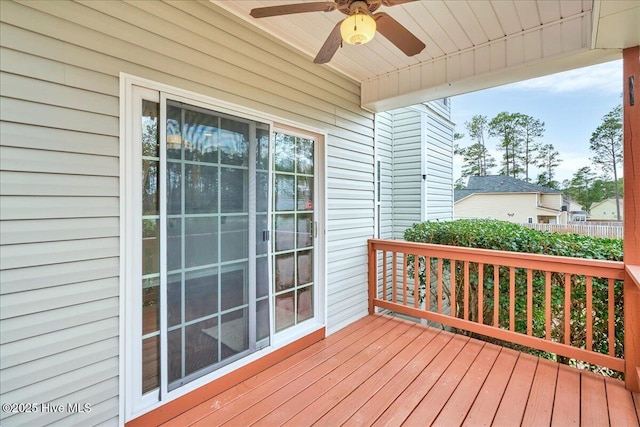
[564,273,571,345]
[437,258,443,314]
[527,269,533,336]
[382,250,387,302]
[586,276,593,352]
[493,265,499,328]
[509,267,515,332]
[368,242,377,314]
[414,255,419,309]
[478,263,484,324]
[464,261,470,320]
[402,253,407,306]
[451,260,457,318]
[545,271,551,340]
[392,252,397,303]
[425,256,431,312]
[608,277,615,357]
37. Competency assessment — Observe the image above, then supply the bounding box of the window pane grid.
[164,101,265,391]
[273,134,314,333]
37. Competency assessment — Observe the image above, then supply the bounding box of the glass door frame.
[270,125,326,346]
[160,93,270,393]
[122,75,326,421]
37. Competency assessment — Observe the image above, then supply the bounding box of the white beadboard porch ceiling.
[214,1,640,112]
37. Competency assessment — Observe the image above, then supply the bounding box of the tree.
[535,143,561,189]
[565,166,597,210]
[455,143,497,178]
[516,114,545,182]
[465,115,496,176]
[488,112,523,178]
[454,177,468,190]
[454,116,496,178]
[590,105,623,220]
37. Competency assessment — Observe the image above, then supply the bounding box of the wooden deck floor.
[161,314,640,426]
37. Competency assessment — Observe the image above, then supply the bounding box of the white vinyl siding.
[424,103,455,221]
[376,103,454,241]
[0,1,373,425]
[375,112,394,240]
[389,108,423,239]
[374,103,454,318]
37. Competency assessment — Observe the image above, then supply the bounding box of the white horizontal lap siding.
[326,132,375,334]
[376,112,394,240]
[374,112,394,305]
[0,0,373,424]
[424,102,454,221]
[389,108,423,239]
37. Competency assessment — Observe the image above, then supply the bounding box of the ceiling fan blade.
[381,0,416,6]
[314,21,343,64]
[374,12,425,56]
[250,2,337,18]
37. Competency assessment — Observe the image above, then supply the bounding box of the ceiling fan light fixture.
[340,11,376,45]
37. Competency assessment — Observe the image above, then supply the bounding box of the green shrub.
[403,219,622,260]
[403,219,623,376]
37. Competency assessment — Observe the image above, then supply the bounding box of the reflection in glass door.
[138,97,272,395]
[273,132,315,332]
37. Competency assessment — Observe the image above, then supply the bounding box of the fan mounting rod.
[343,1,377,15]
[334,0,382,15]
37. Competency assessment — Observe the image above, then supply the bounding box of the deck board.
[158,315,638,427]
[581,371,610,426]
[280,323,425,426]
[343,329,454,426]
[461,347,519,426]
[551,364,581,426]
[432,342,501,426]
[210,316,408,426]
[605,377,640,427]
[403,338,485,426]
[312,326,440,426]
[492,352,538,426]
[521,358,558,426]
[371,333,470,426]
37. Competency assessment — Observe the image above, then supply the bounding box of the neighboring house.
[589,198,624,221]
[454,175,569,224]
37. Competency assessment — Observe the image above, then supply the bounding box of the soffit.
[214,1,640,112]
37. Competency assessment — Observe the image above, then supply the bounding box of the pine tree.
[454,116,496,177]
[589,105,623,220]
[488,112,523,178]
[535,143,561,188]
[516,114,545,182]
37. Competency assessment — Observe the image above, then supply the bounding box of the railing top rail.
[627,265,640,290]
[369,238,625,278]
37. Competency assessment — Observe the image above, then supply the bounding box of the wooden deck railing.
[368,239,639,389]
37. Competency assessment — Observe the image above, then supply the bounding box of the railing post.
[624,270,640,392]
[368,239,377,315]
[623,45,640,392]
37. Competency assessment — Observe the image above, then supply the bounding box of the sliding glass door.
[137,93,271,397]
[163,100,266,389]
[129,83,320,415]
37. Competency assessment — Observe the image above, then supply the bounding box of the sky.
[449,59,623,185]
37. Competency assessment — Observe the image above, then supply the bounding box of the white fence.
[521,222,624,239]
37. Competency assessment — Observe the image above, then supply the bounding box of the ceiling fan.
[249,0,426,64]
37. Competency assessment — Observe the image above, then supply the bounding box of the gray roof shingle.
[454,175,561,202]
